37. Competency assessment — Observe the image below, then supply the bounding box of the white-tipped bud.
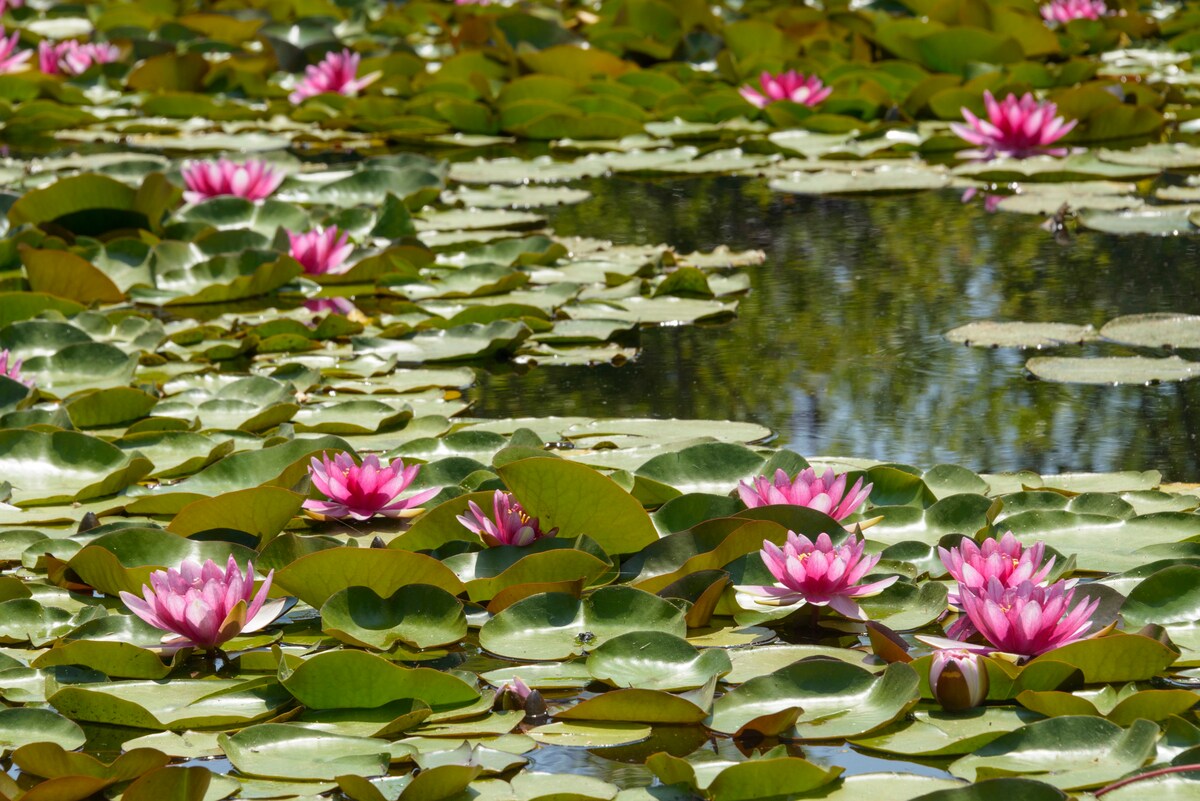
[930,649,989,711]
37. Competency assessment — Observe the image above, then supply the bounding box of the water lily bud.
[929,649,988,711]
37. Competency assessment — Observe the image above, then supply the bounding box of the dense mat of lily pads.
[4,0,1200,800]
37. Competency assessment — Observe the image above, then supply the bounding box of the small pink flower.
[457,490,558,547]
[289,49,381,105]
[739,70,831,109]
[304,452,438,520]
[738,467,871,521]
[498,676,532,702]
[0,349,30,387]
[118,556,286,651]
[0,28,29,74]
[1041,0,1108,23]
[736,531,898,620]
[38,40,119,76]
[929,648,989,711]
[958,578,1099,658]
[950,90,1077,159]
[288,226,353,275]
[181,158,284,204]
[939,531,1056,608]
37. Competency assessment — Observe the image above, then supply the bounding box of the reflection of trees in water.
[472,175,1200,479]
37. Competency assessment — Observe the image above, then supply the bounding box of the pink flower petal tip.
[738,467,871,521]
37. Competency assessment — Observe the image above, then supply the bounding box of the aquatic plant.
[958,578,1099,657]
[939,531,1056,607]
[929,648,989,711]
[0,349,28,386]
[739,71,831,108]
[181,158,284,203]
[38,40,119,75]
[951,91,1077,159]
[289,49,380,104]
[118,557,285,651]
[457,490,558,547]
[0,28,28,74]
[737,531,898,619]
[287,226,353,275]
[738,467,871,521]
[1041,0,1108,23]
[304,452,438,520]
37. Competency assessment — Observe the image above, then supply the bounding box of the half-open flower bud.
[929,649,989,711]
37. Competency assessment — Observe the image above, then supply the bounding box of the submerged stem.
[1094,764,1200,797]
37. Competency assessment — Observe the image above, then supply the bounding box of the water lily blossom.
[118,557,286,651]
[958,577,1099,658]
[951,91,1077,159]
[0,28,29,74]
[38,40,119,76]
[289,49,381,104]
[0,349,29,386]
[738,467,872,521]
[304,452,438,520]
[930,648,989,711]
[457,490,558,547]
[939,531,1056,607]
[736,531,898,619]
[288,226,353,275]
[1041,0,1108,23]
[739,70,831,108]
[181,158,284,204]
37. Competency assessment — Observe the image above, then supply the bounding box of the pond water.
[472,175,1200,480]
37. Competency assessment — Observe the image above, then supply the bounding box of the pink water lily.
[951,91,1077,159]
[0,28,29,74]
[457,490,558,547]
[736,531,898,620]
[304,452,438,520]
[739,70,831,109]
[0,349,30,386]
[1041,0,1108,23]
[181,158,284,204]
[288,226,353,275]
[958,577,1099,658]
[289,49,381,104]
[38,40,119,76]
[929,648,989,711]
[304,297,358,317]
[939,531,1056,608]
[119,556,286,651]
[738,467,871,521]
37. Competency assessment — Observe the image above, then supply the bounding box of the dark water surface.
[472,175,1200,479]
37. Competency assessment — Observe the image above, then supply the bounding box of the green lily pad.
[320,585,467,650]
[586,631,731,691]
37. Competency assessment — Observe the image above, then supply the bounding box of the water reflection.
[472,176,1200,478]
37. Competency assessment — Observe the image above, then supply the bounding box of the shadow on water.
[471,175,1200,478]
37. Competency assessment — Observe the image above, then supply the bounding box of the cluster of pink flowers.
[739,70,832,109]
[738,467,871,521]
[936,533,1096,657]
[1041,0,1108,23]
[303,452,438,520]
[289,49,380,104]
[951,91,1077,159]
[737,530,897,620]
[181,159,284,204]
[457,490,558,547]
[119,557,285,651]
[38,39,119,76]
[288,226,353,275]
